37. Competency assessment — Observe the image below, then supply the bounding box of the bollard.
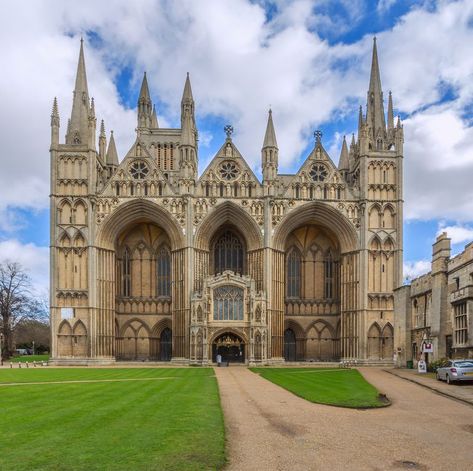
[18,362,22,368]
[10,362,12,368]
[33,361,36,367]
[26,361,29,368]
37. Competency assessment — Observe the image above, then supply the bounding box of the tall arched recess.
[193,201,263,293]
[272,202,359,360]
[94,199,186,361]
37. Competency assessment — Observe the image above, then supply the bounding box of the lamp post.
[32,340,35,356]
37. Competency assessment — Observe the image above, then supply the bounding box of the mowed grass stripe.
[0,367,210,383]
[251,367,388,408]
[0,368,225,471]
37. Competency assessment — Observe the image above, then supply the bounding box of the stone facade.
[395,233,473,366]
[50,38,404,365]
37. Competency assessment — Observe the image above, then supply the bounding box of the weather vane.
[224,124,234,139]
[314,130,323,143]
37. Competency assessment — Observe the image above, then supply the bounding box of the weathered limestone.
[50,39,403,365]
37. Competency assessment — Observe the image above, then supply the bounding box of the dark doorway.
[160,327,172,361]
[284,328,296,361]
[212,333,245,363]
[446,335,453,358]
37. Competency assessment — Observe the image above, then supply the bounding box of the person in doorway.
[216,353,222,366]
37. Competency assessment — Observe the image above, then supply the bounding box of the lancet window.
[157,245,171,297]
[122,247,131,297]
[286,248,301,298]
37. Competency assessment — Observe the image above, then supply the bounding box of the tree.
[0,262,48,358]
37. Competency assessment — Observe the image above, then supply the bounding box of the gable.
[198,139,261,187]
[99,138,176,197]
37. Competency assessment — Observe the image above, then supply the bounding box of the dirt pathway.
[215,366,473,471]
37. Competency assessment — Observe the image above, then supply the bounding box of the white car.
[436,360,473,384]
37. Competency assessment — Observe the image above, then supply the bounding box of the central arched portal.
[212,332,245,363]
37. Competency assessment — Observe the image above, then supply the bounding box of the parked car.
[436,360,473,384]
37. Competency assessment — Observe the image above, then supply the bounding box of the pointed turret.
[137,72,152,130]
[181,72,195,126]
[366,37,386,141]
[262,109,279,188]
[99,119,107,161]
[106,131,119,167]
[179,73,197,186]
[151,104,159,128]
[358,105,364,137]
[88,97,97,149]
[262,109,278,149]
[51,97,60,147]
[338,136,349,171]
[66,39,90,145]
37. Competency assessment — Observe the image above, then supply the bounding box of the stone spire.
[66,38,90,145]
[151,104,159,128]
[181,72,195,127]
[179,73,197,184]
[366,37,386,139]
[387,91,394,130]
[99,119,107,161]
[137,72,152,130]
[262,109,279,186]
[338,136,349,171]
[358,105,364,136]
[262,109,278,149]
[51,97,60,146]
[106,130,119,167]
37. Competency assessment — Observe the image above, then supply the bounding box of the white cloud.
[437,223,473,245]
[403,260,431,281]
[0,0,472,226]
[0,240,49,294]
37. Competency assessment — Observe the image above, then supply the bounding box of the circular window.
[309,164,328,182]
[219,161,239,181]
[130,161,149,179]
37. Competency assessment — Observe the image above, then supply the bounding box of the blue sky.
[1,0,473,291]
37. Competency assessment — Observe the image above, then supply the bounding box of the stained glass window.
[213,230,244,274]
[122,247,131,297]
[213,285,244,320]
[286,248,301,298]
[157,245,171,297]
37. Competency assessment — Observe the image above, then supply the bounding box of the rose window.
[130,161,149,179]
[219,161,239,180]
[309,164,328,182]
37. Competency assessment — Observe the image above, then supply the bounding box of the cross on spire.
[224,124,234,139]
[314,130,323,143]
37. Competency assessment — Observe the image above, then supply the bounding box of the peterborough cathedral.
[50,38,403,365]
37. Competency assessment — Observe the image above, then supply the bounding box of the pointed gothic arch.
[367,322,382,359]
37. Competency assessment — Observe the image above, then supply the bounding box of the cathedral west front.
[50,38,403,365]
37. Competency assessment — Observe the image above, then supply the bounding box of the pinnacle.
[139,72,151,101]
[182,72,194,103]
[338,135,349,170]
[262,108,278,149]
[106,130,119,166]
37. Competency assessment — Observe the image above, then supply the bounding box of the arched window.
[324,251,335,298]
[122,247,131,297]
[157,245,171,297]
[213,285,244,320]
[213,230,244,274]
[286,248,301,298]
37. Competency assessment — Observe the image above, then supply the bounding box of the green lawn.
[0,368,225,471]
[251,367,389,408]
[9,354,50,363]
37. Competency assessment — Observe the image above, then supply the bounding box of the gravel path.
[215,366,473,471]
